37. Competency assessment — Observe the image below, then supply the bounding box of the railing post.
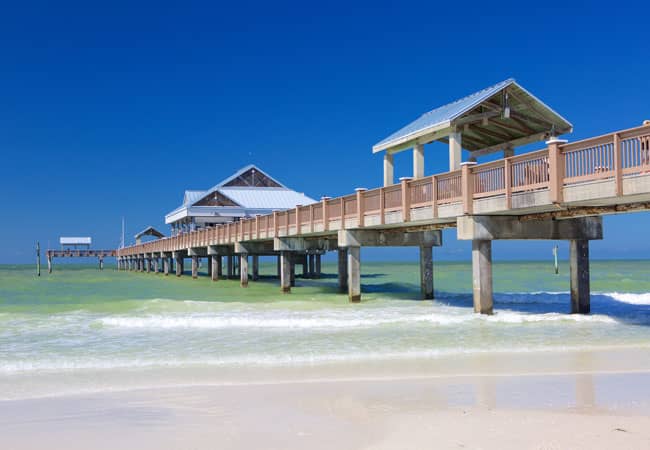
[613,133,622,196]
[461,162,477,215]
[547,138,568,203]
[309,204,314,233]
[431,175,438,218]
[321,197,330,232]
[355,188,367,227]
[273,211,279,237]
[504,158,512,209]
[399,177,412,222]
[295,206,301,235]
[379,188,385,225]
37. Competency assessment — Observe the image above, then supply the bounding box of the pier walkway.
[116,124,650,314]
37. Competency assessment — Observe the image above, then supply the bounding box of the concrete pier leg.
[145,258,150,273]
[207,257,212,279]
[163,257,169,276]
[276,256,281,278]
[315,254,321,279]
[211,255,219,281]
[471,240,493,315]
[280,252,291,293]
[338,248,348,293]
[308,254,315,278]
[47,256,52,274]
[99,257,104,271]
[217,256,223,277]
[153,258,158,274]
[347,246,361,303]
[240,254,249,288]
[302,255,308,278]
[252,255,259,281]
[420,246,434,300]
[176,258,182,277]
[570,239,591,314]
[191,256,198,279]
[227,256,234,279]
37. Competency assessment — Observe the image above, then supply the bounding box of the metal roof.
[165,166,316,222]
[218,187,316,209]
[134,226,165,240]
[182,190,207,206]
[373,79,573,153]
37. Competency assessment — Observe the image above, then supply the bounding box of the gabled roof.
[134,226,165,240]
[210,164,286,190]
[182,190,207,206]
[165,165,317,222]
[373,78,573,154]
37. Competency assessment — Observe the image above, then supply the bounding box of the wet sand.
[2,369,650,450]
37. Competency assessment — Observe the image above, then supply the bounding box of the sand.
[2,370,650,450]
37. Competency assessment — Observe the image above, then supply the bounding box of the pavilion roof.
[373,79,573,155]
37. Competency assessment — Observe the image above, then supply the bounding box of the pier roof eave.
[372,78,573,156]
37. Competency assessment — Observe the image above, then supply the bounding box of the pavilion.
[373,78,573,185]
[165,165,316,235]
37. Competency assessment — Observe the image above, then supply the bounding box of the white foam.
[604,292,650,305]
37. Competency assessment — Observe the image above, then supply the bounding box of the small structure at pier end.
[165,165,316,235]
[117,79,650,317]
[47,236,115,272]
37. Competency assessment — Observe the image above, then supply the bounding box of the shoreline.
[3,369,650,450]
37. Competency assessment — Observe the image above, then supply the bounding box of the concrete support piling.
[153,258,158,274]
[191,256,198,279]
[338,248,348,293]
[207,257,212,279]
[570,239,591,314]
[420,246,434,299]
[47,255,52,274]
[347,246,361,303]
[302,255,308,278]
[163,256,169,276]
[315,254,321,279]
[211,255,219,281]
[252,255,259,281]
[280,252,291,293]
[227,255,234,279]
[308,254,315,278]
[176,257,183,277]
[99,257,104,271]
[471,240,493,315]
[240,254,249,287]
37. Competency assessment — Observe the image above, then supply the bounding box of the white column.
[449,132,462,171]
[413,143,424,179]
[383,152,394,186]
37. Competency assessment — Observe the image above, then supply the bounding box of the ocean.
[1,260,650,400]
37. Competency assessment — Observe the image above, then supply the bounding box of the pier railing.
[119,124,650,257]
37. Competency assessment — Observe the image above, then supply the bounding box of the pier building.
[112,79,650,315]
[165,165,316,235]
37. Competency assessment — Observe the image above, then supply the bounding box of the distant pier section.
[46,237,116,272]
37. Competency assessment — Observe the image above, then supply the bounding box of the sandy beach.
[3,368,650,450]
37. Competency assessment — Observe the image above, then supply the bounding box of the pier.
[114,80,650,315]
[116,122,650,314]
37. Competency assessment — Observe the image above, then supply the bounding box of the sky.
[1,0,650,263]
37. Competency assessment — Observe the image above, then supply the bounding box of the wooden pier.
[116,123,650,315]
[46,249,117,273]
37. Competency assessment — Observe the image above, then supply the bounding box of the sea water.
[1,260,650,399]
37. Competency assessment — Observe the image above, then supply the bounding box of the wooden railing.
[118,124,650,257]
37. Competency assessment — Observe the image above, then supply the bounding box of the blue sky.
[2,0,649,263]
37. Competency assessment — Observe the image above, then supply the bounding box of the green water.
[1,260,650,398]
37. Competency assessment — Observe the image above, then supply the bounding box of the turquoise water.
[1,261,650,397]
